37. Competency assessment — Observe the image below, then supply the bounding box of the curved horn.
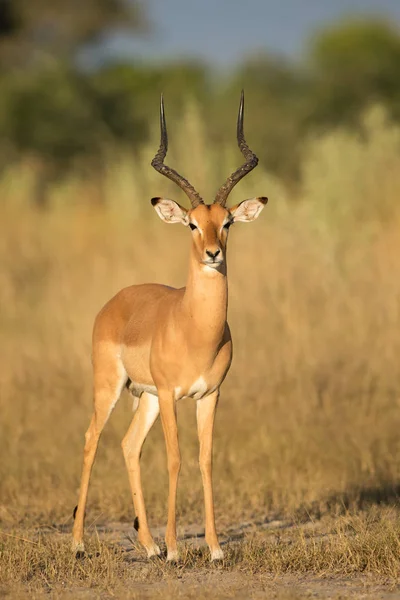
[214,90,259,207]
[151,94,203,208]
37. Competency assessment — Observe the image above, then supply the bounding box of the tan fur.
[72,198,267,561]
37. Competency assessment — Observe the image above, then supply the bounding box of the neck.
[182,248,228,343]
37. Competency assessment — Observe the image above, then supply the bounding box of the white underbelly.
[175,376,217,401]
[128,376,217,402]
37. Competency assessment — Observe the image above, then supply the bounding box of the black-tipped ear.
[151,197,189,224]
[229,196,268,222]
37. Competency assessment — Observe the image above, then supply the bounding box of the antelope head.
[151,91,268,270]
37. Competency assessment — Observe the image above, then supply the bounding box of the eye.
[189,223,197,231]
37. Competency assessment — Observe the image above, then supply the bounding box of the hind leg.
[122,392,160,557]
[72,356,127,553]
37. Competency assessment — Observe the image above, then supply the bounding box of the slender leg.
[158,391,181,561]
[196,390,223,561]
[121,392,161,557]
[72,363,126,553]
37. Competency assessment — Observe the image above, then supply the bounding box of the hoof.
[210,547,224,561]
[75,550,85,560]
[71,539,85,555]
[146,544,161,559]
[166,549,179,562]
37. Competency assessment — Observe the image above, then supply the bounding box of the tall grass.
[1,104,400,535]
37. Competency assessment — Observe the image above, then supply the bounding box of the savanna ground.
[1,106,400,598]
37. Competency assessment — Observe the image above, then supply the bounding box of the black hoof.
[75,550,85,560]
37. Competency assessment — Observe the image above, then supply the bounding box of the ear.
[151,197,189,225]
[229,196,268,223]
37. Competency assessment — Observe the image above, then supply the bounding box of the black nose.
[206,249,221,260]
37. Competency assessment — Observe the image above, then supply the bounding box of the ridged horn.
[151,94,203,208]
[214,90,259,207]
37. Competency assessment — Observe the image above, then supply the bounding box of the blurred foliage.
[308,19,400,126]
[214,55,310,183]
[0,0,144,67]
[0,12,400,206]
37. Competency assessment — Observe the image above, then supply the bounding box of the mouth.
[202,259,224,269]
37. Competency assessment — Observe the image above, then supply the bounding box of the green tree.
[90,61,208,144]
[0,0,145,68]
[308,19,400,126]
[215,55,309,183]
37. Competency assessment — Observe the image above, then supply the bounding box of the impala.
[72,91,267,562]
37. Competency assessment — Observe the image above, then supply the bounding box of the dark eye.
[224,221,232,230]
[189,223,197,231]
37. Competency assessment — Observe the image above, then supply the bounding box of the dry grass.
[1,104,400,597]
[1,511,400,597]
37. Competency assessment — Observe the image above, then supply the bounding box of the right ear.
[229,196,268,223]
[151,197,189,225]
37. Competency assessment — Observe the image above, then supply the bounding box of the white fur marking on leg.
[142,393,160,430]
[147,543,161,558]
[71,539,85,553]
[167,549,179,562]
[211,547,224,561]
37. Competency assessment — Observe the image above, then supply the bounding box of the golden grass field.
[1,105,400,598]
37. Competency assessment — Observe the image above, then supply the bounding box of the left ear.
[229,196,268,223]
[151,197,189,225]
